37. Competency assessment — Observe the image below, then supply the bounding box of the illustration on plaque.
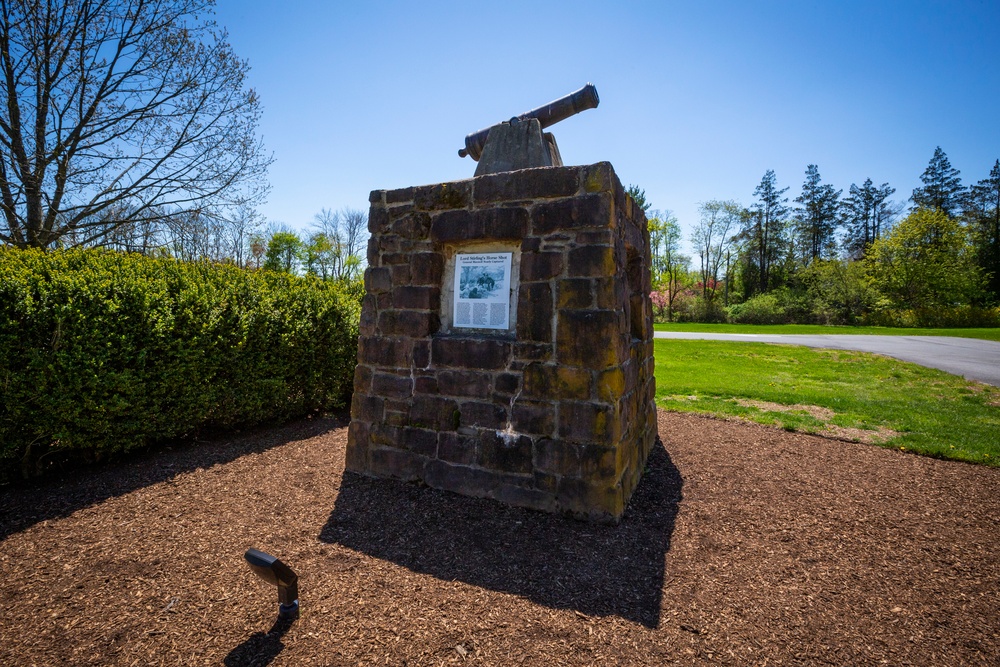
[453,253,512,329]
[459,266,505,299]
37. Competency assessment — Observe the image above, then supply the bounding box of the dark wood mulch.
[1,411,998,666]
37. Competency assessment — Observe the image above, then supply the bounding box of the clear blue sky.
[213,0,999,249]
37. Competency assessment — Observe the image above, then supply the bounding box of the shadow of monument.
[319,438,682,628]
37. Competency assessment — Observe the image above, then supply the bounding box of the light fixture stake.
[243,548,299,619]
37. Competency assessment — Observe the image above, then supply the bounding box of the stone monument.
[346,85,656,523]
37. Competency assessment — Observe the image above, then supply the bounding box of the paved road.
[653,332,1000,387]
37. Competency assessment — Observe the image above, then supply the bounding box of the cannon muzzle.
[459,83,599,162]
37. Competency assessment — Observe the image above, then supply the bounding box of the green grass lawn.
[653,322,1000,341]
[654,339,1000,466]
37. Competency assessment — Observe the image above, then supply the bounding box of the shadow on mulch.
[0,416,342,541]
[319,438,683,628]
[223,615,296,667]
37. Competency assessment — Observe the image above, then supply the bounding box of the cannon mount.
[459,83,599,177]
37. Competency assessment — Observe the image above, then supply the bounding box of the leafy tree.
[866,208,981,310]
[304,232,338,280]
[647,210,677,276]
[843,178,897,258]
[911,147,964,216]
[737,170,789,296]
[799,259,874,324]
[626,185,651,213]
[0,0,270,249]
[793,165,842,264]
[263,230,304,274]
[965,159,1000,300]
[692,200,740,303]
[342,254,363,281]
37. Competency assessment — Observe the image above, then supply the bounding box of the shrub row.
[0,248,362,480]
[722,290,1000,327]
[861,306,1000,328]
[656,288,1000,327]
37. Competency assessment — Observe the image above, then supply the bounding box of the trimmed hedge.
[0,248,362,480]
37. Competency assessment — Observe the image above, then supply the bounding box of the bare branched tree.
[224,204,263,267]
[99,205,161,254]
[163,208,231,262]
[312,207,345,277]
[0,0,271,249]
[339,207,368,260]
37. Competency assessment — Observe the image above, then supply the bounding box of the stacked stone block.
[347,162,656,523]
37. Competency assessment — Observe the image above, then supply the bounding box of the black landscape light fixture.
[244,548,299,619]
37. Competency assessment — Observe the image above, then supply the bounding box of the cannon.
[458,83,599,176]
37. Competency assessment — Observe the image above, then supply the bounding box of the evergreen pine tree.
[739,170,789,295]
[626,185,652,212]
[793,165,842,264]
[966,159,1000,300]
[911,146,964,216]
[844,178,896,258]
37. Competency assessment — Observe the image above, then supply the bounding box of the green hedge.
[725,293,788,325]
[0,248,362,480]
[862,306,1000,328]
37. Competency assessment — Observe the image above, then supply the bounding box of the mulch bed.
[1,410,998,666]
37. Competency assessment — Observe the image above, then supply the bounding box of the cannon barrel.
[459,83,599,162]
